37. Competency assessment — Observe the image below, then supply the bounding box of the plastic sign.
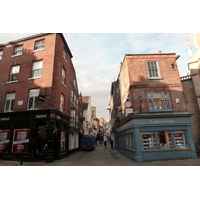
[0,130,10,153]
[124,100,132,108]
[12,129,30,153]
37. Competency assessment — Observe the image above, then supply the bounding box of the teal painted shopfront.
[114,114,197,163]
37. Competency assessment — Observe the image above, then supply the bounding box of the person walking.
[104,140,107,149]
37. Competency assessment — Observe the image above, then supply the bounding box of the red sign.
[0,130,10,153]
[60,131,66,151]
[124,100,132,108]
[12,129,30,153]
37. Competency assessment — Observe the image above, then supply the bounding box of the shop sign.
[35,114,47,119]
[12,129,30,153]
[0,130,10,153]
[0,117,10,121]
[150,119,175,124]
[60,131,66,151]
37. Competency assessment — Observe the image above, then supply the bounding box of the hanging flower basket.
[68,127,75,135]
[38,126,47,139]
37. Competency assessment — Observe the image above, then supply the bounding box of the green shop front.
[114,114,197,163]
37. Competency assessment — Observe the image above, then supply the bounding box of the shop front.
[0,109,70,162]
[115,114,197,163]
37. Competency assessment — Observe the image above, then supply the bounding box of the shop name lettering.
[0,117,10,121]
[36,114,47,118]
[0,133,8,140]
[150,119,175,123]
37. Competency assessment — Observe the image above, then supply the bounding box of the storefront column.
[134,126,143,163]
[186,125,197,159]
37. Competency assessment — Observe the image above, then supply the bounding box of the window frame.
[34,39,45,51]
[9,65,20,82]
[31,60,43,78]
[146,90,172,112]
[13,45,23,56]
[4,92,16,112]
[27,89,40,110]
[146,61,161,79]
[61,67,66,85]
[0,50,3,60]
[60,93,65,112]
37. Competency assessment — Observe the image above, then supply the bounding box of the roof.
[0,33,73,58]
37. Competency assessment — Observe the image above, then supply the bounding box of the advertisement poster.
[12,129,30,153]
[60,130,66,151]
[0,130,10,153]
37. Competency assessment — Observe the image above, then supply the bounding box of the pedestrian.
[97,140,100,147]
[110,140,113,149]
[104,140,107,149]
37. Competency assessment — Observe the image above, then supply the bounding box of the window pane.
[173,131,188,148]
[11,65,20,73]
[32,60,43,70]
[141,132,156,150]
[29,89,40,97]
[32,69,42,77]
[6,92,16,100]
[157,131,172,149]
[10,74,18,81]
[28,97,34,109]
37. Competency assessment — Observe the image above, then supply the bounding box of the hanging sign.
[0,130,10,153]
[12,129,30,153]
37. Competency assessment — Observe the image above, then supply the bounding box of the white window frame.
[4,92,16,112]
[61,67,66,85]
[60,94,65,112]
[63,49,68,62]
[34,39,45,51]
[9,65,20,82]
[31,60,43,78]
[13,45,23,56]
[0,50,3,60]
[146,61,161,79]
[27,89,40,110]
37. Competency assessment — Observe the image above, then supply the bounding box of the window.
[0,50,3,60]
[34,40,45,50]
[62,67,66,84]
[28,89,39,110]
[9,65,20,82]
[60,94,65,112]
[13,45,23,56]
[4,92,16,112]
[147,91,172,111]
[141,131,188,150]
[146,61,161,79]
[31,60,43,78]
[63,49,67,62]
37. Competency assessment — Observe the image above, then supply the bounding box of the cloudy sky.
[0,33,196,120]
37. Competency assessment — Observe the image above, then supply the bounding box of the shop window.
[141,131,188,150]
[34,39,45,50]
[146,61,161,79]
[147,91,172,112]
[13,45,23,56]
[4,92,16,112]
[9,65,20,82]
[60,94,65,112]
[0,50,3,60]
[125,133,135,150]
[28,89,39,110]
[31,60,43,78]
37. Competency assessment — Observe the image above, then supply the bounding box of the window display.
[141,131,188,150]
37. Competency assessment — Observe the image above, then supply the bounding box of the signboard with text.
[60,131,66,151]
[12,129,30,153]
[0,130,10,153]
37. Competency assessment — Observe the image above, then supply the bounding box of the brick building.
[110,51,197,162]
[0,33,83,161]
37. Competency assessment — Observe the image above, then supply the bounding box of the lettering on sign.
[150,119,175,124]
[36,114,47,119]
[0,117,10,121]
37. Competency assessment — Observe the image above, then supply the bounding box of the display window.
[0,130,10,153]
[125,133,135,150]
[141,131,188,150]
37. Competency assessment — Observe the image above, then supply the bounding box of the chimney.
[158,50,162,53]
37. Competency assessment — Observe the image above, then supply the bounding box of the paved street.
[1,144,200,166]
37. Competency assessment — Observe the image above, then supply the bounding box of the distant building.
[0,33,83,161]
[109,51,197,163]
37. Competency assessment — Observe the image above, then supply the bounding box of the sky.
[0,33,196,120]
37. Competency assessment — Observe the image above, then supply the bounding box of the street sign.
[124,100,132,108]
